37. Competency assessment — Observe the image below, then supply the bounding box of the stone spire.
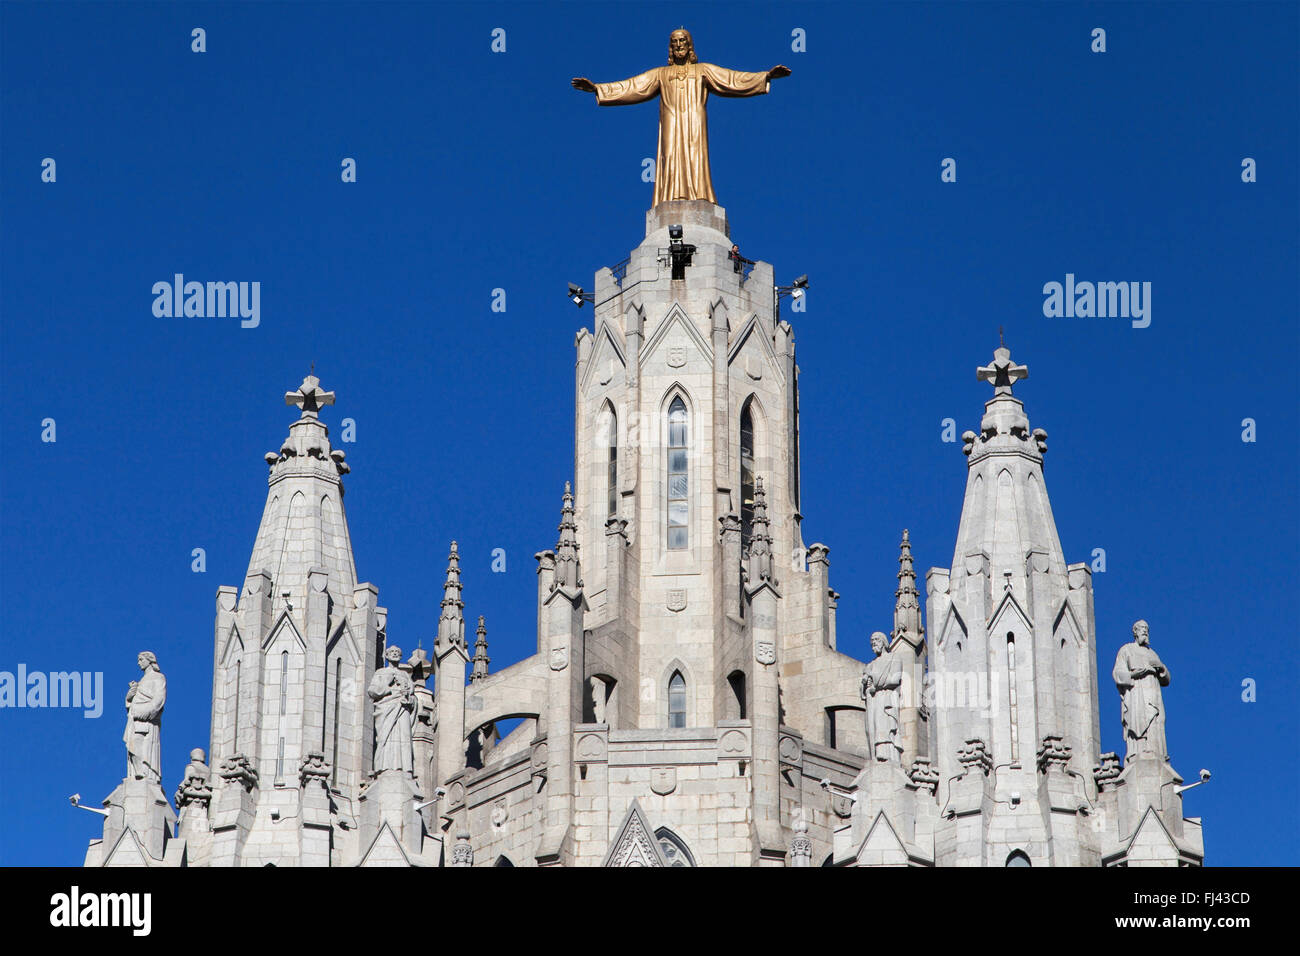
[924,340,1102,862]
[746,477,776,588]
[952,343,1064,585]
[247,372,356,611]
[892,529,923,646]
[437,541,466,652]
[470,616,490,683]
[553,481,583,592]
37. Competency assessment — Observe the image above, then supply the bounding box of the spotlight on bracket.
[666,224,696,280]
[567,282,594,308]
[779,274,809,299]
[776,274,811,316]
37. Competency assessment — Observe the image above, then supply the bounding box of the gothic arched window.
[654,828,696,867]
[667,397,689,550]
[740,399,755,552]
[1006,849,1032,867]
[668,670,686,728]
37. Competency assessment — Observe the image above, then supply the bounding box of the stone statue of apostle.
[368,645,416,774]
[124,651,166,782]
[861,632,903,763]
[1112,619,1172,763]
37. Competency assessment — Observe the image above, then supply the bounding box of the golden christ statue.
[573,29,791,206]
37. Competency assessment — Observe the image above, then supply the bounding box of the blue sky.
[1,1,1296,866]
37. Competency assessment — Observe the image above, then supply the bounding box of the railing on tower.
[611,256,631,287]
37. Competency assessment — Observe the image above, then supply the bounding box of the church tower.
[923,346,1103,866]
[572,201,802,733]
[204,375,387,867]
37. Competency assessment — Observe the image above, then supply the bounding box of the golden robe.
[595,62,771,206]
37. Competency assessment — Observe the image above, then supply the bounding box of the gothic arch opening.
[726,670,747,720]
[654,828,695,867]
[583,674,618,726]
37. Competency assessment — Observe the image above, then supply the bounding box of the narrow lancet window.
[279,650,289,716]
[1007,633,1019,765]
[668,670,686,728]
[740,401,755,552]
[607,407,619,518]
[667,397,689,550]
[330,658,342,786]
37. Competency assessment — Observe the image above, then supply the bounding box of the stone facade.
[82,202,1205,868]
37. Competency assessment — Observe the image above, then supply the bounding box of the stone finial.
[265,373,349,478]
[553,481,583,591]
[969,344,1036,461]
[284,373,336,417]
[892,529,923,644]
[439,542,465,648]
[470,616,490,683]
[789,810,812,867]
[406,646,433,686]
[976,345,1028,396]
[745,477,776,588]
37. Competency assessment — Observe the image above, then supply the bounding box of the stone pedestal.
[358,770,423,855]
[645,200,728,238]
[1116,756,1184,841]
[101,777,176,864]
[849,758,915,848]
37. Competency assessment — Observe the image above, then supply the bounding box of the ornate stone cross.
[977,346,1029,395]
[285,374,336,416]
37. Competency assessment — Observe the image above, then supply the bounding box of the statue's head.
[137,650,157,670]
[384,644,403,665]
[1132,619,1150,644]
[189,748,206,764]
[668,29,697,65]
[870,631,888,656]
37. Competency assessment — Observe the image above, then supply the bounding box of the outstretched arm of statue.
[700,63,772,98]
[580,69,661,106]
[768,65,792,80]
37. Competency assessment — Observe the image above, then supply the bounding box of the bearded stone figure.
[573,29,791,206]
[368,645,416,774]
[124,651,166,782]
[1112,619,1172,763]
[860,632,903,763]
